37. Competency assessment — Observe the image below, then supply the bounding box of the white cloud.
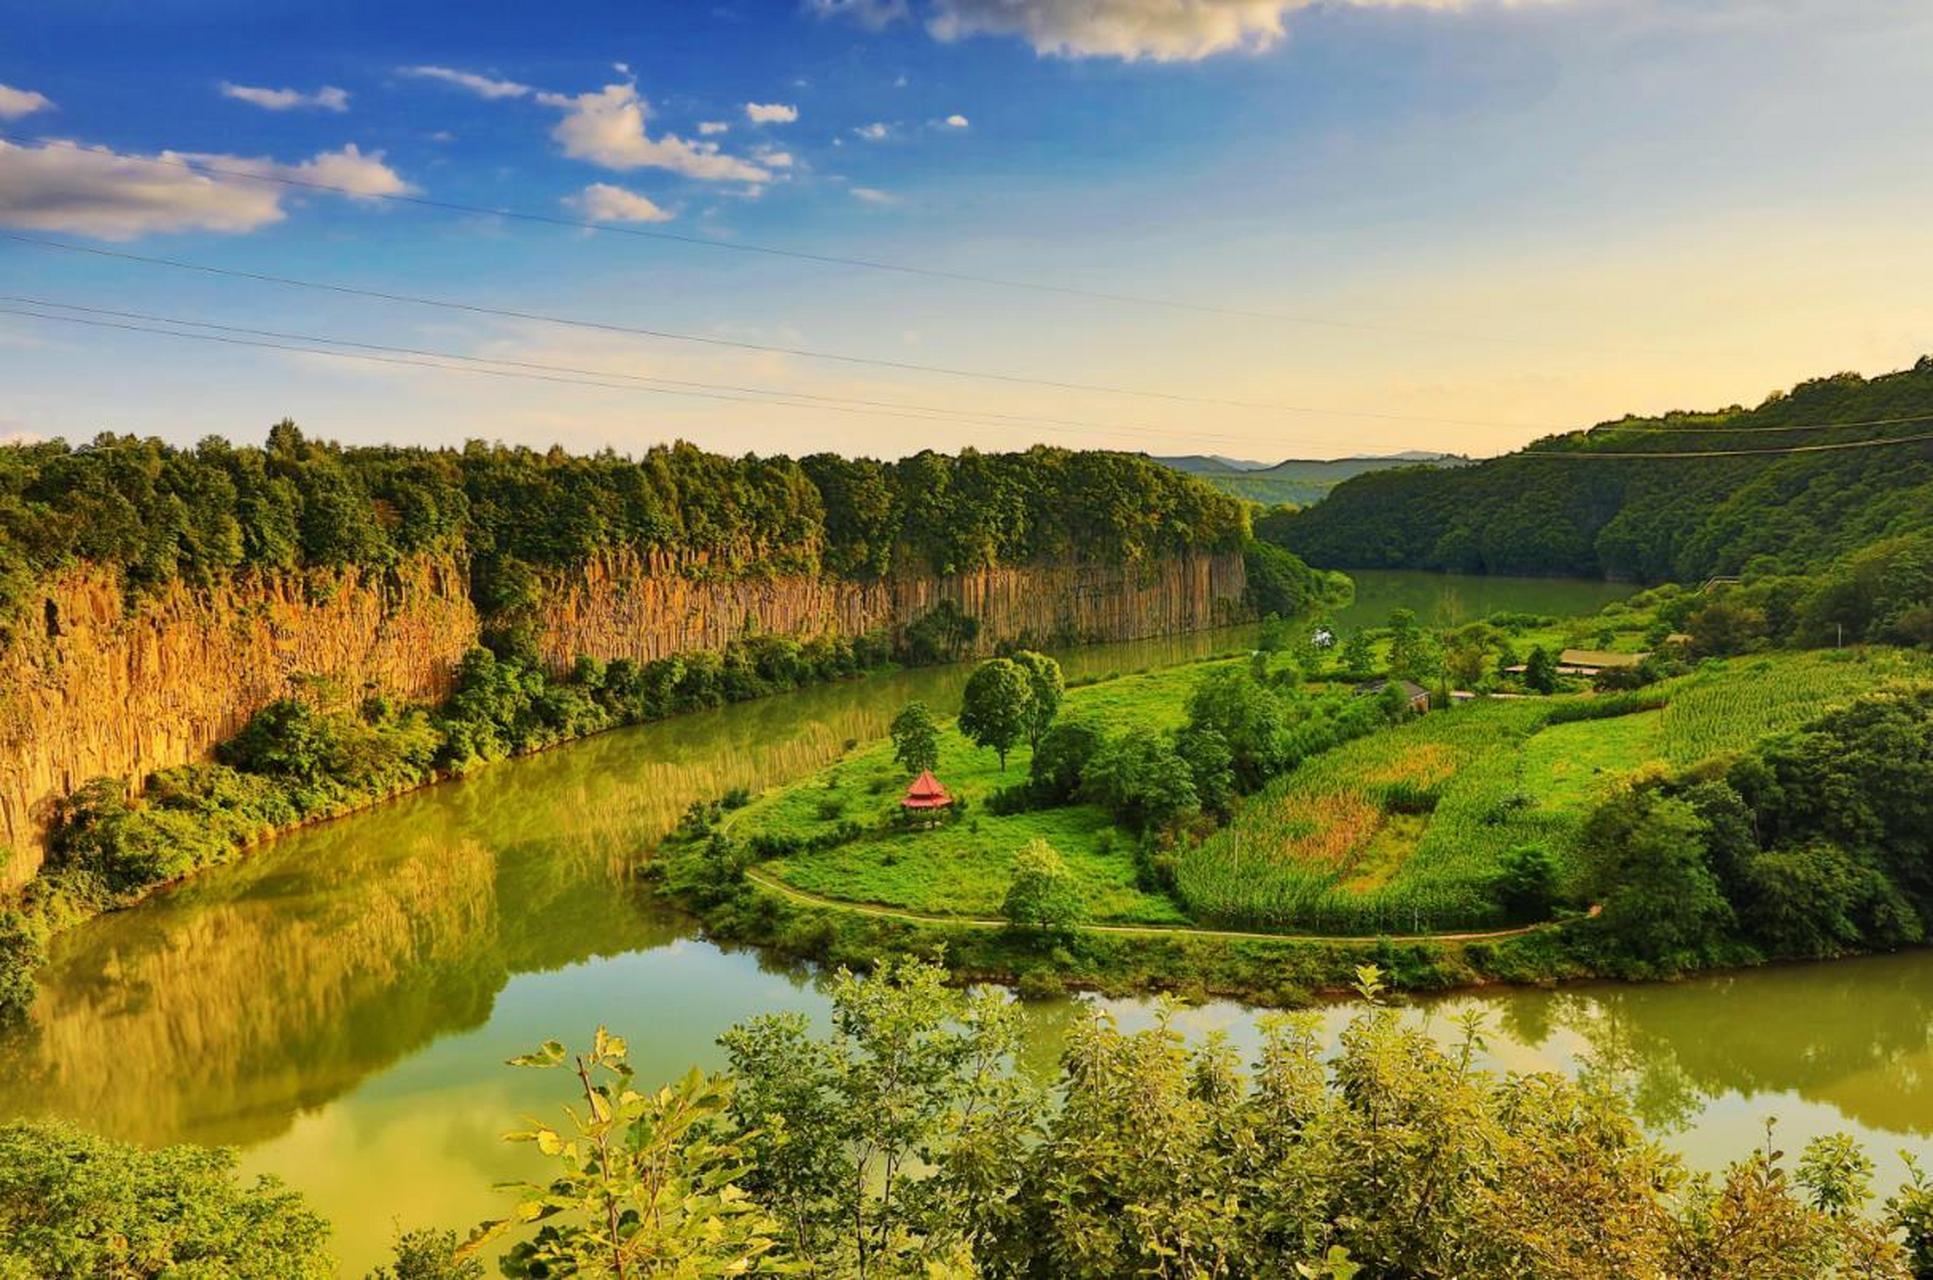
[852,121,891,141]
[399,65,532,99]
[697,120,731,135]
[943,113,969,127]
[220,82,350,112]
[813,0,1525,63]
[804,0,910,29]
[745,101,799,124]
[566,182,675,223]
[540,83,770,182]
[850,185,897,204]
[271,143,414,196]
[754,147,795,168]
[0,139,412,240]
[0,84,53,120]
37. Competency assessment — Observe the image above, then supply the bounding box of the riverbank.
[3,607,1931,1274]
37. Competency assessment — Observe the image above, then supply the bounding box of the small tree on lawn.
[1002,839,1086,936]
[1011,650,1064,750]
[959,658,1033,771]
[890,701,941,776]
[1524,645,1558,694]
[1339,630,1376,681]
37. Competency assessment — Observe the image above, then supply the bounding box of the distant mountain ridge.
[1153,450,1470,507]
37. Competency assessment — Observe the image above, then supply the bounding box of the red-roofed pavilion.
[901,770,953,826]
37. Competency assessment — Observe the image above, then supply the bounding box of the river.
[1,575,1927,1274]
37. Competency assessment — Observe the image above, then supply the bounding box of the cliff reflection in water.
[0,627,1260,1148]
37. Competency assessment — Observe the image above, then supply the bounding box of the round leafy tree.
[1001,838,1086,934]
[958,658,1033,771]
[889,700,941,776]
[1011,650,1064,750]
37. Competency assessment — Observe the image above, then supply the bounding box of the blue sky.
[3,0,1932,460]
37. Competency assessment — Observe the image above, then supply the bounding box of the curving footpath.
[743,865,1560,946]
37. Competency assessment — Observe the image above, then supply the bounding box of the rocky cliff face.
[0,557,478,886]
[536,548,1247,666]
[0,548,1244,885]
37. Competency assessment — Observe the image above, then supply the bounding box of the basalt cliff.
[0,549,1245,884]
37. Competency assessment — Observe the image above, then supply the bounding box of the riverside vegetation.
[0,428,1335,1021]
[663,537,1933,1000]
[6,957,1933,1278]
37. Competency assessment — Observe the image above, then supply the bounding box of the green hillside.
[1154,451,1468,507]
[1262,359,1933,580]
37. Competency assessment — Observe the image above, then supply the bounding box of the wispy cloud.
[804,0,910,30]
[541,83,771,182]
[220,82,350,112]
[0,84,53,120]
[745,101,799,124]
[697,120,731,135]
[852,121,891,141]
[850,185,897,204]
[566,182,675,223]
[398,65,533,99]
[0,139,411,240]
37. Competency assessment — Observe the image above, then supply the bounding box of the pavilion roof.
[902,770,953,808]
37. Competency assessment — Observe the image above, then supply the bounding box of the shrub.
[0,1120,332,1278]
[1002,838,1087,936]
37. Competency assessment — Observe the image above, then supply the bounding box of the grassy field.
[734,630,1931,941]
[1175,648,1933,935]
[732,657,1240,925]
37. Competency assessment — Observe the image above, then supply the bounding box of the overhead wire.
[0,131,1683,355]
[0,231,1552,434]
[0,300,1460,452]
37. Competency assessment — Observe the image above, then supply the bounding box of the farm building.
[1503,649,1652,678]
[1556,649,1649,676]
[1353,678,1431,713]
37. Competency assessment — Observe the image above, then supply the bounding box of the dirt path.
[743,866,1557,946]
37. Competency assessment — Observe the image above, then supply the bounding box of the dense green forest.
[7,958,1930,1278]
[1264,359,1933,580]
[0,424,1249,620]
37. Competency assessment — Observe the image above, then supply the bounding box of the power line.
[1521,431,1933,459]
[0,300,1456,452]
[14,299,1925,462]
[0,293,1205,439]
[0,230,1554,434]
[0,132,1674,354]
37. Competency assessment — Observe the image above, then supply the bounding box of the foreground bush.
[454,959,1930,1278]
[0,1120,333,1278]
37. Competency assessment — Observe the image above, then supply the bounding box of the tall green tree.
[889,700,941,776]
[1523,645,1558,694]
[1580,786,1733,968]
[1011,649,1064,750]
[958,657,1033,770]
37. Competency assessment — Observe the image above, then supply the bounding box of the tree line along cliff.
[0,428,1308,883]
[1262,357,1933,581]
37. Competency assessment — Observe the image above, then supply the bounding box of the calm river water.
[1,573,1926,1274]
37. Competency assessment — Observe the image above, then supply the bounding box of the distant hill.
[1260,359,1933,581]
[1152,451,1469,508]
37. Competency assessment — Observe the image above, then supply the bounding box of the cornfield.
[1175,648,1933,936]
